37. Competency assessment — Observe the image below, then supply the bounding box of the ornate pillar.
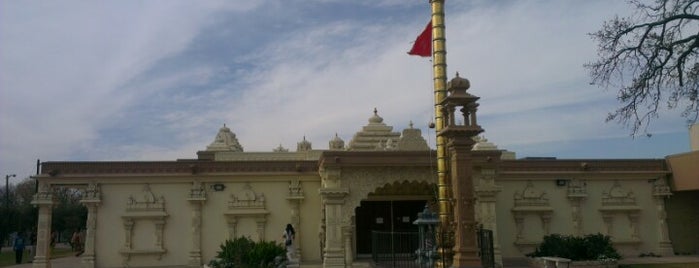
[437,73,483,267]
[80,182,102,268]
[287,179,305,262]
[567,179,587,236]
[226,217,238,239]
[319,189,349,268]
[447,138,481,267]
[319,166,348,268]
[652,178,673,255]
[475,168,503,268]
[602,215,613,237]
[187,181,206,267]
[154,219,165,250]
[31,182,54,268]
[255,217,267,241]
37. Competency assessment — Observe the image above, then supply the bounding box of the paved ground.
[3,254,698,267]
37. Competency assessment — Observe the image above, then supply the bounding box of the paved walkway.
[3,254,698,267]
[3,256,80,268]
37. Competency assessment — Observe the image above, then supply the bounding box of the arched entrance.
[353,181,435,256]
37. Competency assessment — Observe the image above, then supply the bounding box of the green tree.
[0,177,37,248]
[586,0,699,136]
[51,186,86,242]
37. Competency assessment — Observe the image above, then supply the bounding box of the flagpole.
[429,0,454,267]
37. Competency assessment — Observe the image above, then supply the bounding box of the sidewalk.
[3,254,698,268]
[3,256,81,268]
[618,255,699,265]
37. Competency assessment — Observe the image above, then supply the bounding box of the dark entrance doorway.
[355,200,427,255]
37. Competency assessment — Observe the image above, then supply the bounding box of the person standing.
[282,224,295,260]
[13,234,26,264]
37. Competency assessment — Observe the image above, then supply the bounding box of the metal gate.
[371,228,493,268]
[371,231,420,268]
[478,226,495,268]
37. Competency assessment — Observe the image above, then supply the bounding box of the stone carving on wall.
[599,181,641,246]
[288,179,304,198]
[83,181,101,201]
[602,181,637,206]
[189,180,206,200]
[224,183,269,240]
[511,181,553,252]
[120,184,168,265]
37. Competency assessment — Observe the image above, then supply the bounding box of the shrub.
[527,233,621,261]
[209,236,287,268]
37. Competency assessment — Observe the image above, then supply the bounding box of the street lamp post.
[5,174,15,208]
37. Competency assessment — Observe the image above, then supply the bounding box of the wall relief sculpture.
[120,184,168,265]
[224,183,269,240]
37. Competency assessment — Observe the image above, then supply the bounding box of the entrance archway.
[353,181,435,256]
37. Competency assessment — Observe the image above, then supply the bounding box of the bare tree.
[586,0,699,136]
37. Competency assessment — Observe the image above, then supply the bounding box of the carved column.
[602,215,613,237]
[475,168,503,268]
[343,226,353,265]
[287,179,304,262]
[652,178,673,255]
[541,214,552,235]
[567,180,587,236]
[123,219,134,249]
[81,203,98,267]
[255,217,267,241]
[447,138,481,268]
[80,181,101,268]
[628,213,640,240]
[513,213,524,242]
[187,181,206,267]
[226,217,238,239]
[31,182,54,268]
[319,189,349,268]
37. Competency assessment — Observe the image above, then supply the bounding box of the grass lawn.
[0,247,74,267]
[620,263,699,268]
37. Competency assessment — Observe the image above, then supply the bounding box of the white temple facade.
[30,109,697,268]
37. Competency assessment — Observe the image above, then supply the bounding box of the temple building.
[30,77,699,268]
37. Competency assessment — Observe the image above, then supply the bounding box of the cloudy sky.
[0,0,693,182]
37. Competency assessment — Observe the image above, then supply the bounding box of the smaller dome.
[329,133,345,150]
[297,136,312,151]
[273,144,289,152]
[369,108,384,124]
[447,72,470,90]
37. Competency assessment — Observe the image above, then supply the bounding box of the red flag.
[408,21,432,57]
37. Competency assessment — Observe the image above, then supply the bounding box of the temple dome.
[368,108,384,124]
[297,136,312,152]
[329,133,345,150]
[447,72,470,90]
[206,124,244,152]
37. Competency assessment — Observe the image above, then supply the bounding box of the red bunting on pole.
[408,21,432,57]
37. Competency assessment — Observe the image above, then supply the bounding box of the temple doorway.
[354,199,427,255]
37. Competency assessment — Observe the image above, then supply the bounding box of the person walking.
[13,233,26,264]
[282,224,295,261]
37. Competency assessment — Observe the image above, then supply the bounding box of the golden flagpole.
[429,0,454,266]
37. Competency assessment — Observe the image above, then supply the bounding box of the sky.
[0,0,694,183]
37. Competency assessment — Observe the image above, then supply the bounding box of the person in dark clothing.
[13,234,26,264]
